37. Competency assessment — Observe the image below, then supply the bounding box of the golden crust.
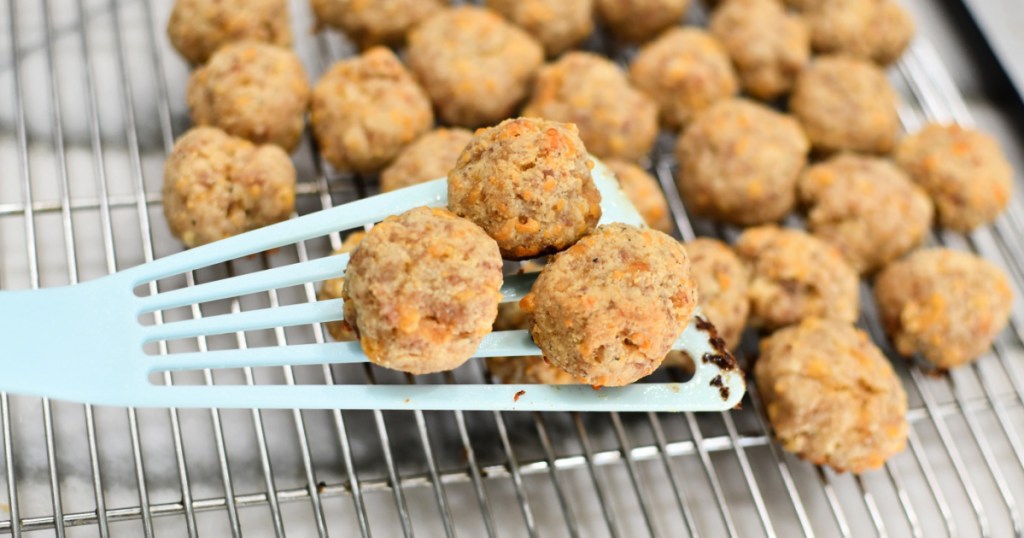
[311,47,433,173]
[311,0,447,49]
[684,238,749,349]
[735,226,859,330]
[605,160,672,233]
[448,118,602,260]
[406,7,544,127]
[596,0,689,43]
[798,0,914,65]
[521,224,699,386]
[874,248,1014,369]
[488,259,694,385]
[487,263,578,385]
[798,153,933,274]
[675,98,809,225]
[380,128,473,193]
[187,42,310,152]
[317,232,368,342]
[710,0,810,100]
[163,127,296,248]
[342,207,503,375]
[487,0,594,57]
[895,123,1013,232]
[755,318,908,473]
[789,55,899,154]
[167,0,292,65]
[630,28,738,130]
[871,0,915,64]
[523,52,658,162]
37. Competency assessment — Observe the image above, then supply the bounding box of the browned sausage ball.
[790,55,899,154]
[187,42,310,152]
[521,224,699,386]
[379,128,473,193]
[675,99,809,225]
[756,318,908,473]
[895,123,1013,232]
[605,160,672,233]
[798,154,933,274]
[874,248,1014,369]
[797,0,914,65]
[163,127,296,248]
[311,47,433,173]
[736,226,859,330]
[709,0,810,101]
[630,28,738,129]
[487,0,594,57]
[317,231,367,342]
[311,0,447,49]
[871,1,916,65]
[406,7,544,127]
[167,0,292,65]
[596,0,689,43]
[448,118,602,260]
[488,260,698,382]
[684,238,750,349]
[523,52,658,162]
[342,207,503,374]
[487,291,578,385]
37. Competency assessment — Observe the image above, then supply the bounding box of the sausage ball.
[380,128,473,193]
[448,118,602,260]
[786,55,901,153]
[187,42,310,152]
[736,226,859,330]
[167,0,292,65]
[870,0,916,65]
[311,47,433,173]
[317,231,367,342]
[342,207,503,374]
[523,52,658,162]
[895,123,1013,232]
[709,0,810,101]
[487,0,594,57]
[487,296,578,385]
[596,0,689,43]
[605,160,672,233]
[798,0,914,65]
[684,238,750,349]
[756,318,908,473]
[675,99,809,226]
[874,248,1014,369]
[630,28,738,129]
[406,7,544,127]
[798,154,933,274]
[311,0,447,49]
[520,224,699,386]
[790,55,899,154]
[163,127,295,248]
[488,261,700,382]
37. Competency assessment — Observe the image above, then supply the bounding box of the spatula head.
[0,160,745,412]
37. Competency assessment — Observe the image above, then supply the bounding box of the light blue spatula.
[0,162,745,412]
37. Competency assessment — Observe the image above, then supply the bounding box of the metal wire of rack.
[2,0,1024,537]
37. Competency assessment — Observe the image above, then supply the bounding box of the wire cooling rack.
[2,0,1024,536]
